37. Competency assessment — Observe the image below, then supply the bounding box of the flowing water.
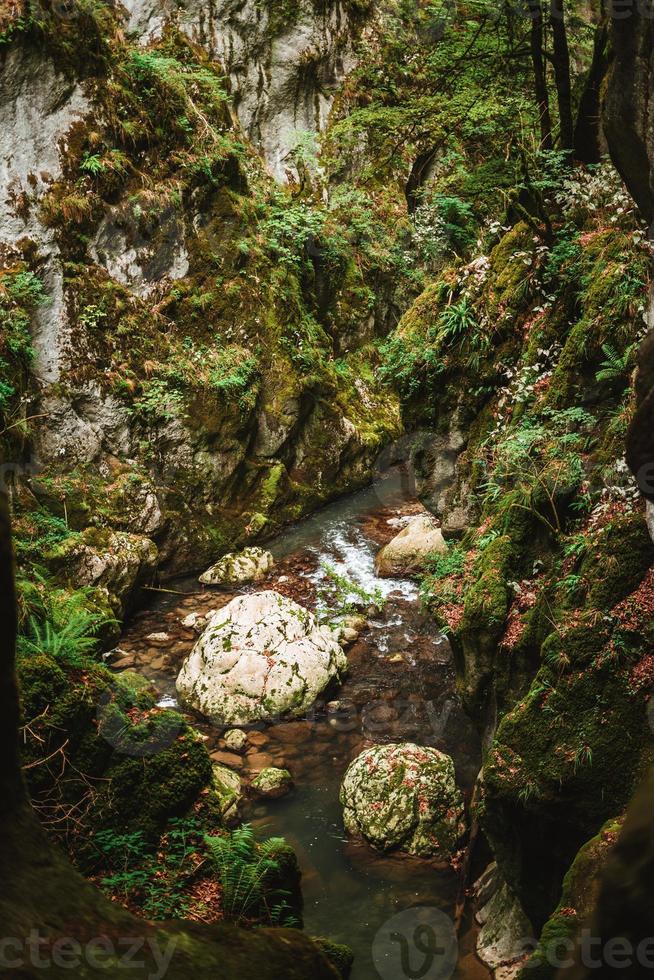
[118,471,487,979]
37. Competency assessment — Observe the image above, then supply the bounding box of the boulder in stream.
[176,591,347,725]
[339,742,465,857]
[199,547,274,588]
[251,767,294,799]
[375,512,447,578]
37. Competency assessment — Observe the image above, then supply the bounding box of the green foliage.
[317,562,385,618]
[258,195,327,271]
[208,345,260,411]
[16,587,115,668]
[0,268,46,433]
[204,824,298,926]
[80,152,107,176]
[0,270,43,365]
[125,51,228,111]
[424,545,466,579]
[595,343,636,384]
[544,227,581,287]
[131,379,185,422]
[94,818,205,919]
[13,509,77,562]
[325,0,534,212]
[439,297,478,341]
[480,409,593,534]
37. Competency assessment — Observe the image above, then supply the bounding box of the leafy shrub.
[94,818,205,920]
[424,546,466,579]
[413,194,476,262]
[131,378,185,422]
[317,561,385,618]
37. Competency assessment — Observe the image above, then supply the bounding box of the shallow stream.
[118,472,487,979]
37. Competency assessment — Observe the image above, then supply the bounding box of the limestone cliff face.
[0,0,398,589]
[124,0,371,181]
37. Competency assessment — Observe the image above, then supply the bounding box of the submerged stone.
[224,728,248,753]
[250,767,294,799]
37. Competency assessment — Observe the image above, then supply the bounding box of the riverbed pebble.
[224,729,248,753]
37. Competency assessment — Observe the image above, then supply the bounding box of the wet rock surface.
[199,547,275,588]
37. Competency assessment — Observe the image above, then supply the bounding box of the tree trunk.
[573,21,609,163]
[550,0,574,150]
[527,0,553,150]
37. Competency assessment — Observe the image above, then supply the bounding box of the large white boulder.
[199,547,274,588]
[176,591,347,724]
[375,512,447,578]
[339,742,465,857]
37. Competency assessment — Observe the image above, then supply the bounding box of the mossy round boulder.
[176,591,347,725]
[339,742,465,857]
[199,547,274,588]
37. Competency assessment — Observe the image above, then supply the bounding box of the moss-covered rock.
[339,742,466,857]
[312,939,355,979]
[251,767,294,799]
[48,527,158,617]
[210,763,243,824]
[199,547,274,588]
[520,817,623,979]
[176,591,347,725]
[17,651,215,853]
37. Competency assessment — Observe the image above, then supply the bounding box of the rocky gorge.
[2,1,654,978]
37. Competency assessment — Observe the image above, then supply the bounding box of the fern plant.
[94,819,205,920]
[204,825,297,926]
[595,343,635,383]
[17,588,114,667]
